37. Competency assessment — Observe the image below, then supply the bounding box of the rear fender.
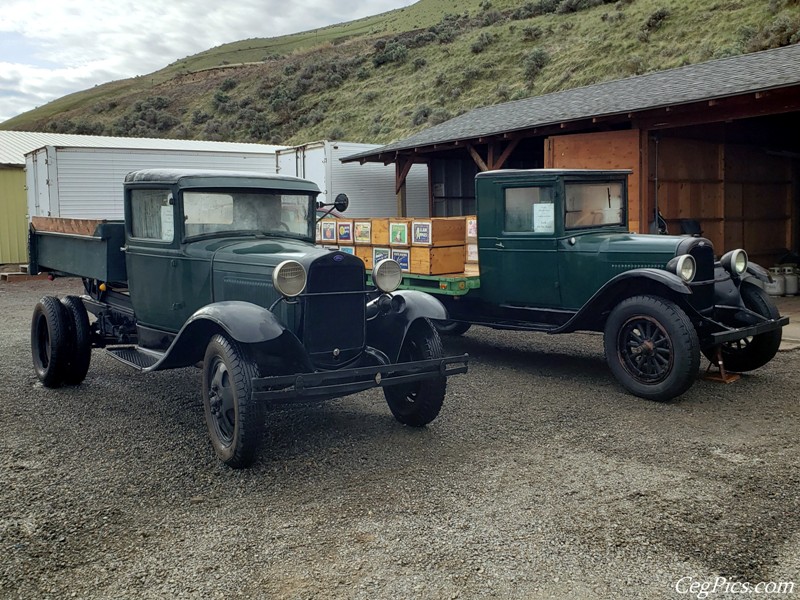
[154,301,288,370]
[556,269,691,333]
[366,290,448,362]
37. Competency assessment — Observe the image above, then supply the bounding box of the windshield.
[564,182,625,229]
[182,190,314,239]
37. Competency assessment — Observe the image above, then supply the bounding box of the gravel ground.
[1,278,798,600]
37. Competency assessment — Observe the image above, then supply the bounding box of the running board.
[106,346,163,370]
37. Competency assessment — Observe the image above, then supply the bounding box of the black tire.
[31,296,72,388]
[61,296,92,385]
[604,295,700,402]
[202,334,265,469]
[384,318,447,426]
[702,282,782,372]
[433,319,472,336]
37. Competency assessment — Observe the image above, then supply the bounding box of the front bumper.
[707,315,789,345]
[251,354,469,402]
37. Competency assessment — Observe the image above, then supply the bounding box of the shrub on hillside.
[471,32,495,53]
[373,41,408,67]
[746,14,800,50]
[523,48,550,79]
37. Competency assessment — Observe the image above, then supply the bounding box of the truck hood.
[190,237,334,270]
[569,231,704,267]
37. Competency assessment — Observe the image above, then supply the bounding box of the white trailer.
[26,144,280,220]
[276,140,430,218]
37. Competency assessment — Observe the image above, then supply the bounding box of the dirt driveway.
[1,278,798,599]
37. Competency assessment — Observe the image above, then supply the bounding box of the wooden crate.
[389,218,412,247]
[411,217,466,247]
[410,245,466,275]
[465,215,478,242]
[370,219,389,245]
[353,220,372,245]
[355,245,373,269]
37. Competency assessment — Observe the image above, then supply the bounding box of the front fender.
[365,290,449,362]
[556,268,691,333]
[150,301,287,370]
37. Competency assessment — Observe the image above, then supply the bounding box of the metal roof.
[0,131,284,167]
[344,44,800,163]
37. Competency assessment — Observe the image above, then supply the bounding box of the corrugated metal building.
[0,131,283,264]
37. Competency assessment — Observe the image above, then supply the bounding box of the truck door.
[480,183,562,308]
[125,188,210,332]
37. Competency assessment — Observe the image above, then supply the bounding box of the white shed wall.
[26,146,277,219]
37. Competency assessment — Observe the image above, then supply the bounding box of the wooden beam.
[466,143,489,172]
[395,158,414,195]
[493,138,520,170]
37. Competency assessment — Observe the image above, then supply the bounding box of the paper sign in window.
[160,205,174,241]
[532,203,554,233]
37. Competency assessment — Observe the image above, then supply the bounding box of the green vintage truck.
[382,169,788,402]
[28,169,468,468]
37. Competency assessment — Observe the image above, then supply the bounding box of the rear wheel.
[202,335,265,469]
[31,296,72,388]
[702,282,782,372]
[384,318,446,426]
[61,296,92,385]
[433,320,472,336]
[604,295,700,402]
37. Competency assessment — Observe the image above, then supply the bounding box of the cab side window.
[504,187,555,233]
[130,189,173,241]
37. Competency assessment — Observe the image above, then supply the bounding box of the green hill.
[3,0,798,146]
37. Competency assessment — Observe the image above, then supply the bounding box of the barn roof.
[343,44,800,163]
[0,130,284,167]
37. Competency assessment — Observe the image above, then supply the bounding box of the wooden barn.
[345,44,800,267]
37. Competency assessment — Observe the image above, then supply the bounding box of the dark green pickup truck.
[391,169,788,401]
[28,169,468,468]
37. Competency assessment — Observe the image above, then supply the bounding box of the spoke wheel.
[604,295,699,402]
[618,316,673,384]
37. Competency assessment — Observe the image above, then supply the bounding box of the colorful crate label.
[354,221,372,244]
[320,220,337,243]
[390,222,408,245]
[337,221,353,243]
[412,221,431,244]
[392,249,410,271]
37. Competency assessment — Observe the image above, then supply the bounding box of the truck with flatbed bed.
[374,169,788,402]
[27,169,468,468]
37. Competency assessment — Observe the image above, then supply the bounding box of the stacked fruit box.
[319,216,472,276]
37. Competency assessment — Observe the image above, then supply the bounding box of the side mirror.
[334,193,349,213]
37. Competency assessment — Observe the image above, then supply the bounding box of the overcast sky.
[0,0,417,124]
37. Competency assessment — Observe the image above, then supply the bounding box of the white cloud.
[0,0,416,123]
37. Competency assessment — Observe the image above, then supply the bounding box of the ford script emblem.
[333,254,344,262]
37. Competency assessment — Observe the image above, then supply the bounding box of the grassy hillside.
[3,0,799,146]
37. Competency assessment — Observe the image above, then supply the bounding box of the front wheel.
[701,282,782,372]
[202,335,265,469]
[384,318,446,426]
[604,295,700,402]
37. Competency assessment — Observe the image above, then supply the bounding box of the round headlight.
[675,254,696,282]
[720,248,748,276]
[273,260,306,297]
[373,259,403,293]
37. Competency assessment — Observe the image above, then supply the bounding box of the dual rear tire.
[31,295,92,388]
